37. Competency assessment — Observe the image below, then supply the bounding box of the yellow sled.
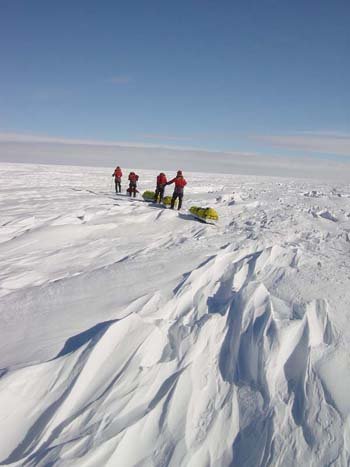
[189,206,219,224]
[142,191,178,207]
[162,195,178,207]
[142,190,156,202]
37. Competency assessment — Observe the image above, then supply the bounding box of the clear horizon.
[1,0,349,165]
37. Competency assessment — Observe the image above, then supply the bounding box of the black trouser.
[115,179,121,193]
[154,185,165,202]
[129,182,137,197]
[171,191,183,210]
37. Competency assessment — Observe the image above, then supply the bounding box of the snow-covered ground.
[1,162,350,466]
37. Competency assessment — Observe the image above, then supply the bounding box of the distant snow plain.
[1,161,350,466]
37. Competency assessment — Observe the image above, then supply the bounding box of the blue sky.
[1,0,349,160]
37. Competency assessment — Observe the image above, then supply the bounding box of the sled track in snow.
[0,244,346,466]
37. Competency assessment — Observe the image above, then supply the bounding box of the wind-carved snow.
[1,163,350,466]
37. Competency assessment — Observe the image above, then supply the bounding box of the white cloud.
[0,131,259,155]
[0,132,191,150]
[141,133,194,142]
[1,132,350,182]
[253,132,350,156]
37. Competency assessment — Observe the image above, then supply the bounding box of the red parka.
[114,167,122,178]
[157,173,167,186]
[128,172,139,183]
[168,175,187,189]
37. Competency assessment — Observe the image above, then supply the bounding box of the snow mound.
[0,245,346,466]
[216,194,235,205]
[318,209,338,222]
[1,163,350,466]
[303,190,323,198]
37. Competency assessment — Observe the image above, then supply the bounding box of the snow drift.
[1,163,350,466]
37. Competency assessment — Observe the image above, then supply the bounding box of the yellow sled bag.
[142,190,155,201]
[163,195,178,207]
[189,206,219,222]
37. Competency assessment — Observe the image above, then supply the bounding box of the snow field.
[1,163,350,466]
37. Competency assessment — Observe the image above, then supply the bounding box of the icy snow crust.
[1,163,350,466]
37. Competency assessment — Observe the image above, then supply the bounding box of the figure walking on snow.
[128,171,139,197]
[112,166,123,193]
[154,172,167,203]
[166,170,187,210]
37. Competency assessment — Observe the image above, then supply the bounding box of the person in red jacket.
[154,172,167,203]
[112,166,123,193]
[166,170,187,210]
[128,171,139,197]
